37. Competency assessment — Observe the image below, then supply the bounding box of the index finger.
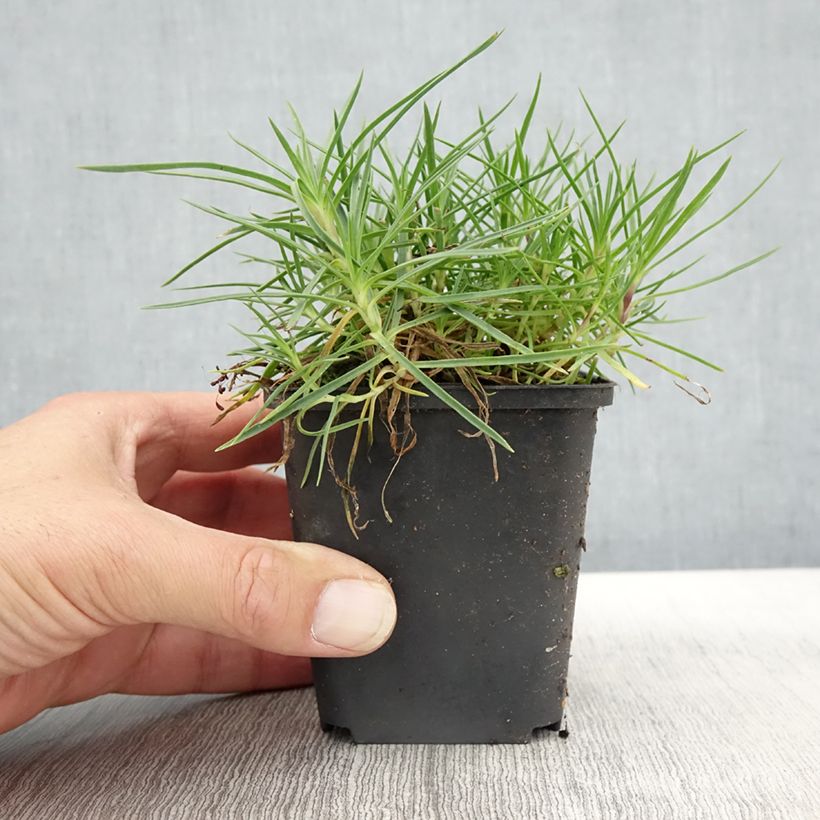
[125,392,283,498]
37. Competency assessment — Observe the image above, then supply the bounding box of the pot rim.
[407,380,615,410]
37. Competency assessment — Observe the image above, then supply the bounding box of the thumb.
[111,507,397,657]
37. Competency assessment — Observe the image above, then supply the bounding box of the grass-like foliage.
[84,33,775,515]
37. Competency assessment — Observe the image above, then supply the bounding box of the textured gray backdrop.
[1,0,817,570]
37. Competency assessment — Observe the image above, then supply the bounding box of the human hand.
[0,392,397,733]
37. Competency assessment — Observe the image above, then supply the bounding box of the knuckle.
[41,392,95,414]
[39,393,109,441]
[228,544,291,641]
[40,392,126,429]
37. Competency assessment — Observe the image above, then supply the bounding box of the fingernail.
[311,579,397,652]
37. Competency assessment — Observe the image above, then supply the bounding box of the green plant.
[83,33,775,522]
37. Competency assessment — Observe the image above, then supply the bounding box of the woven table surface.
[1,569,818,819]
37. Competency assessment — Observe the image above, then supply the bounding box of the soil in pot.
[284,382,614,744]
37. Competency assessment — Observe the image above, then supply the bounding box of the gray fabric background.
[1,0,817,570]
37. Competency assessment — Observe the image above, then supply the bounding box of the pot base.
[318,718,566,745]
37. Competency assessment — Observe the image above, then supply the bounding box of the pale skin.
[0,392,398,734]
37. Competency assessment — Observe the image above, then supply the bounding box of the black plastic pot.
[284,382,614,744]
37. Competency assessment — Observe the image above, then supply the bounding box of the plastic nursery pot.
[284,382,614,744]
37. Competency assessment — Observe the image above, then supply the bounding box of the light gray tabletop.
[1,569,818,819]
